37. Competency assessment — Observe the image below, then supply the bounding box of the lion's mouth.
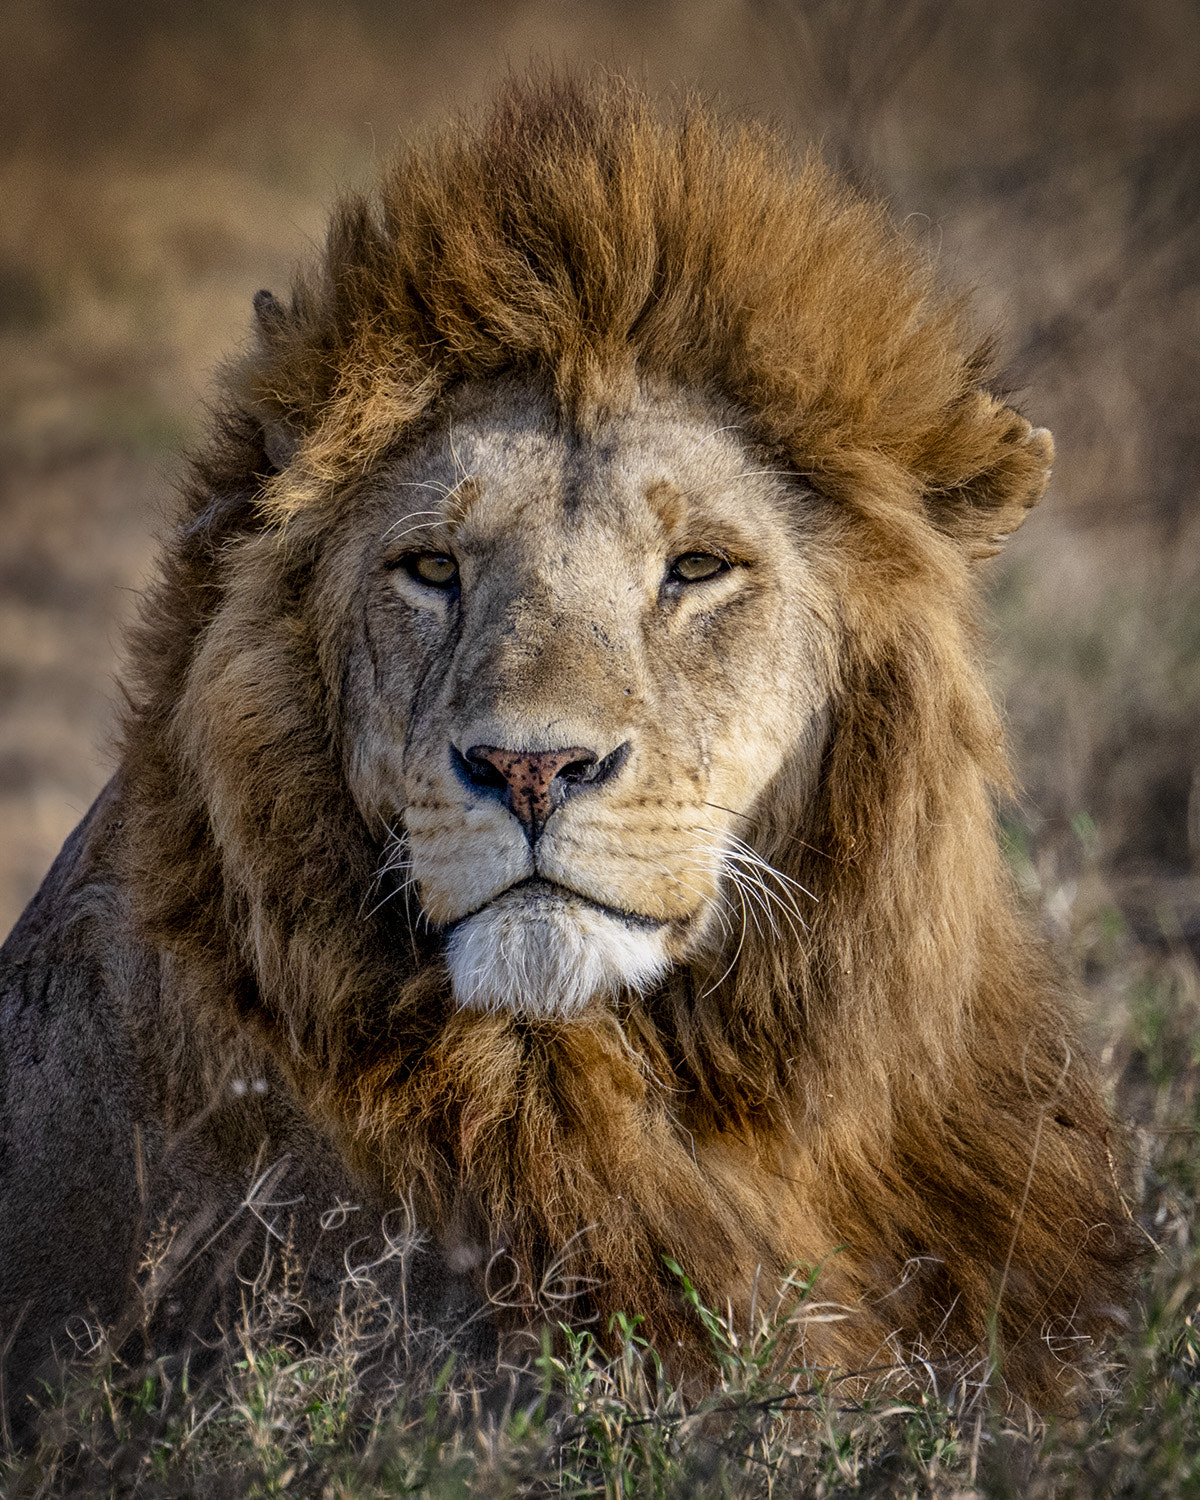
[441,876,676,1017]
[445,875,670,934]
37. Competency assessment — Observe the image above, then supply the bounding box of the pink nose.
[464,745,597,838]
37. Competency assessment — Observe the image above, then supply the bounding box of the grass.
[2,1217,1198,1496]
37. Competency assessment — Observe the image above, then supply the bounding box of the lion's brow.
[443,474,483,529]
[643,477,685,533]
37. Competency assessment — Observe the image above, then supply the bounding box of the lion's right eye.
[391,552,460,589]
[668,552,730,584]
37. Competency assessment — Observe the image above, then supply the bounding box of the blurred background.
[1,0,1198,991]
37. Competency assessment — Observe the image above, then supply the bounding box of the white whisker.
[381,508,444,542]
[701,877,751,997]
[688,825,814,966]
[364,825,427,952]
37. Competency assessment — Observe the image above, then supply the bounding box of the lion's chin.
[444,883,670,1019]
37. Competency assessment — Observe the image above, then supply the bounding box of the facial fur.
[331,379,836,1017]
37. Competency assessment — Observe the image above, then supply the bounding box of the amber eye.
[668,552,730,584]
[394,551,459,589]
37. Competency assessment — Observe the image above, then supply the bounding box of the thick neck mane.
[114,74,1138,1406]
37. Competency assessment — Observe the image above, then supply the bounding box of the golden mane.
[115,73,1139,1406]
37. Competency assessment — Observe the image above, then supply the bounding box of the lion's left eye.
[668,552,730,584]
[391,551,460,589]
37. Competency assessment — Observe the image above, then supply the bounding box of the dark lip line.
[444,876,672,934]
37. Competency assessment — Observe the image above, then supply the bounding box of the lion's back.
[0,787,492,1436]
[0,789,149,1427]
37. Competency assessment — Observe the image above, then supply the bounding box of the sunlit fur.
[113,73,1141,1407]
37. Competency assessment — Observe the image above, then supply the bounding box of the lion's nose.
[458,742,630,841]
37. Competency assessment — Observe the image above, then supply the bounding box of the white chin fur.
[445,888,669,1018]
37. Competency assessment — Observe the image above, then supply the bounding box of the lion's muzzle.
[444,879,671,1018]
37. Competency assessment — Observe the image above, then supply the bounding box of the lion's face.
[333,378,838,1016]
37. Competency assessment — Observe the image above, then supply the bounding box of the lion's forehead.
[386,382,783,553]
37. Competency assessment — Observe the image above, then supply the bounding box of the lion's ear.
[253,288,289,339]
[926,403,1054,561]
[251,290,303,471]
[260,411,302,472]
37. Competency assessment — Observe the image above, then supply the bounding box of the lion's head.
[337,376,837,1017]
[118,74,1138,1404]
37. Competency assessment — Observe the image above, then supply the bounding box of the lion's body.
[1,75,1140,1422]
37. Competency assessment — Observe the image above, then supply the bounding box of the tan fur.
[103,73,1140,1407]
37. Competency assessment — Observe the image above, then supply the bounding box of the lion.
[0,74,1141,1424]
